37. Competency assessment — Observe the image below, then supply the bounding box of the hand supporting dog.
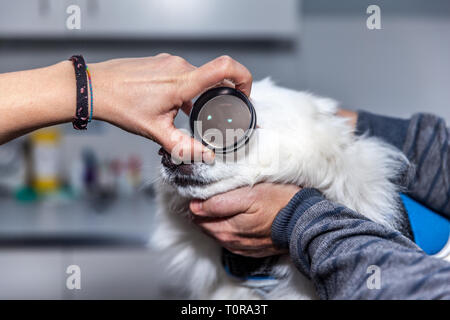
[190,183,300,258]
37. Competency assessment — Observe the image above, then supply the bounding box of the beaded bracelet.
[86,65,94,123]
[69,55,89,130]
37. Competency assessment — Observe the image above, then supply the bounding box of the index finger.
[183,55,253,100]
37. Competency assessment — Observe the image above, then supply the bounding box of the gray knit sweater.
[271,112,450,299]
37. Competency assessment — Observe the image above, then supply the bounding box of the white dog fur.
[151,79,426,299]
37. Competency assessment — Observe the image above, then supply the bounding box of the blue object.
[401,194,450,255]
[223,264,276,281]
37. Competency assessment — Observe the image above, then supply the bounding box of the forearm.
[355,110,450,218]
[0,61,77,144]
[271,188,450,299]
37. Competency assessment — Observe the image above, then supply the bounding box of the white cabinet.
[0,0,300,40]
[0,249,65,299]
[0,248,180,299]
[68,249,180,299]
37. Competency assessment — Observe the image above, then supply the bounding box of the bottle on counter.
[30,127,61,194]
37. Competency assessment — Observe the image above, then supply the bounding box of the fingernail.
[203,150,215,164]
[190,199,203,213]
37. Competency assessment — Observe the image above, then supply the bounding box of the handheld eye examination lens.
[190,87,257,154]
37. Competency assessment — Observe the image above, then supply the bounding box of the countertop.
[0,195,156,248]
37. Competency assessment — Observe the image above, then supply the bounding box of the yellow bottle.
[30,127,61,193]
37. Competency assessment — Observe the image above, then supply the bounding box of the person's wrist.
[46,61,77,123]
[271,188,324,249]
[86,62,113,123]
[52,60,108,125]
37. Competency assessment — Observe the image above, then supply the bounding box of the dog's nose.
[159,148,194,175]
[159,148,177,170]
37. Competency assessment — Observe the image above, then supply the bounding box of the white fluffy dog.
[151,79,413,299]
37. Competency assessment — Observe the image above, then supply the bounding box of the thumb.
[190,186,253,217]
[154,125,214,164]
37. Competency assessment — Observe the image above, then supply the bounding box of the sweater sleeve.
[271,188,450,300]
[356,111,450,219]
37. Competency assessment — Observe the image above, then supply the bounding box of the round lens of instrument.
[190,87,256,153]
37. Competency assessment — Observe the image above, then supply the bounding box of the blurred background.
[0,0,449,299]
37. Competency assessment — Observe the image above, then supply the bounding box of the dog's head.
[159,78,345,199]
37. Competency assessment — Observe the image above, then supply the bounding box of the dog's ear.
[313,96,339,115]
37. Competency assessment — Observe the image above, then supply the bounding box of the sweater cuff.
[356,110,410,151]
[271,188,324,249]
